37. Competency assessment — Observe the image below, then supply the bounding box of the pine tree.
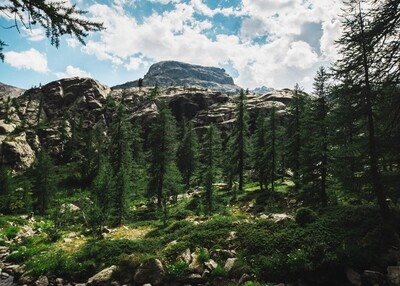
[313,67,330,205]
[177,121,199,189]
[147,100,181,218]
[108,104,134,226]
[330,81,365,197]
[266,103,278,192]
[32,149,55,214]
[252,112,268,191]
[149,84,160,100]
[92,154,114,216]
[131,120,146,197]
[231,89,249,193]
[0,161,13,213]
[335,0,390,218]
[286,84,305,192]
[200,124,221,215]
[80,130,99,186]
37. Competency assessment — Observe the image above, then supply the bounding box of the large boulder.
[134,258,165,286]
[0,120,16,134]
[87,265,117,286]
[1,132,35,170]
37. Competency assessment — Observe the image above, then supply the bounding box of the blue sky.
[0,0,343,92]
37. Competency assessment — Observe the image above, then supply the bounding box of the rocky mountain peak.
[113,61,241,93]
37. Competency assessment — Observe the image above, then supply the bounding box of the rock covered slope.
[113,61,241,93]
[0,75,293,171]
[0,82,25,98]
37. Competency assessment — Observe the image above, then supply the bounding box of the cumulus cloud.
[56,65,92,78]
[78,0,344,91]
[22,28,46,41]
[66,38,80,48]
[4,49,49,73]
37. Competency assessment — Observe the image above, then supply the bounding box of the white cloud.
[80,0,344,91]
[56,65,92,78]
[4,49,49,73]
[22,28,45,41]
[284,41,319,69]
[125,57,150,71]
[66,38,80,48]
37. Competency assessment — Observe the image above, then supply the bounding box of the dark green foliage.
[210,264,228,278]
[149,85,160,100]
[298,67,331,206]
[230,89,250,193]
[32,149,55,214]
[0,163,13,213]
[295,207,318,226]
[108,104,135,226]
[147,100,182,224]
[199,124,221,215]
[334,0,391,219]
[3,225,19,239]
[252,112,268,191]
[285,84,306,192]
[177,121,199,188]
[236,206,399,283]
[166,261,190,280]
[197,248,210,263]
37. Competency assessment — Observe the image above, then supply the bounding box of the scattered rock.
[134,259,165,286]
[35,275,49,286]
[204,259,218,271]
[387,266,400,286]
[60,203,81,214]
[87,265,117,286]
[182,273,204,285]
[238,274,252,285]
[0,120,16,134]
[180,248,192,264]
[223,258,237,273]
[19,272,35,284]
[189,253,204,275]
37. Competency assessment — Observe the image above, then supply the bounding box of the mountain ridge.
[113,60,242,93]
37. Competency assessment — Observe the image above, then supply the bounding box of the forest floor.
[1,180,400,286]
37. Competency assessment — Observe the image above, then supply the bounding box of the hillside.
[0,76,292,171]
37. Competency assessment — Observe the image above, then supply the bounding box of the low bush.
[295,207,318,226]
[197,248,210,263]
[210,264,227,278]
[3,225,19,239]
[166,261,190,280]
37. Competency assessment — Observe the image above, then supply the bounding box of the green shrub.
[25,250,84,278]
[75,238,160,270]
[3,225,19,239]
[197,248,210,263]
[295,207,318,226]
[162,241,189,260]
[166,261,190,280]
[210,264,227,278]
[172,208,192,220]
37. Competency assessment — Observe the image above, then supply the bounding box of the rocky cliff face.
[0,74,293,171]
[113,61,241,93]
[0,82,25,98]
